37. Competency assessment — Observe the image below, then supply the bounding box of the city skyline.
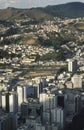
[0,0,84,9]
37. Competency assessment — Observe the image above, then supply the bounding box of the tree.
[52,37,64,50]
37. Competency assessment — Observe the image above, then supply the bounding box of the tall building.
[2,94,6,111]
[0,91,2,108]
[27,102,43,120]
[57,95,65,108]
[1,91,18,113]
[27,84,43,99]
[66,92,75,122]
[17,86,24,111]
[80,93,84,109]
[24,102,43,130]
[42,107,64,129]
[51,108,57,123]
[40,77,47,88]
[56,107,64,129]
[68,59,77,72]
[9,92,18,113]
[36,123,45,130]
[17,124,28,130]
[36,122,59,130]
[23,86,27,102]
[39,92,56,111]
[21,102,28,119]
[0,112,17,130]
[75,95,81,114]
[17,86,27,112]
[71,74,83,88]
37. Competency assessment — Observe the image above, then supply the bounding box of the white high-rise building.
[17,86,27,112]
[17,86,24,112]
[23,86,27,102]
[1,91,18,113]
[2,94,6,111]
[9,92,18,113]
[39,93,56,111]
[68,59,77,72]
[71,74,83,88]
[40,77,47,88]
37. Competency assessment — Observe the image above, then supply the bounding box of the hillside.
[43,2,84,18]
[0,2,84,21]
[0,7,52,21]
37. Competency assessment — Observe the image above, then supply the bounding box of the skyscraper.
[0,111,17,130]
[68,59,77,72]
[1,91,18,113]
[17,86,27,112]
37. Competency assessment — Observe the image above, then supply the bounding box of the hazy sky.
[0,0,84,9]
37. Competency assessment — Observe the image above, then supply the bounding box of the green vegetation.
[0,37,22,45]
[38,32,74,50]
[4,27,20,36]
[38,51,65,61]
[0,49,21,59]
[38,36,63,49]
[52,37,64,50]
[0,20,13,27]
[38,37,52,47]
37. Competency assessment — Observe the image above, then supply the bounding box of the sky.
[0,0,84,9]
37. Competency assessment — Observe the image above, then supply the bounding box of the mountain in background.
[0,7,52,21]
[0,2,84,21]
[42,2,84,18]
